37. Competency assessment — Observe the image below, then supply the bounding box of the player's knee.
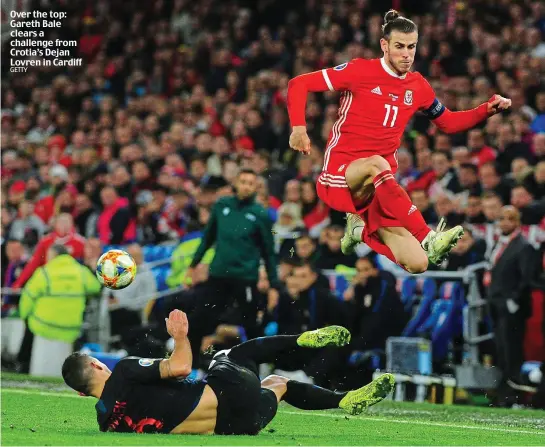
[262,375,289,387]
[405,255,428,274]
[362,155,391,177]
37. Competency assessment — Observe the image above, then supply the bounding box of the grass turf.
[1,379,544,445]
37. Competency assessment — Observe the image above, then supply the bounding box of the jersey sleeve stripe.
[321,69,334,91]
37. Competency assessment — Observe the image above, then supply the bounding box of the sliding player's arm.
[115,310,192,383]
[419,76,511,134]
[159,310,192,379]
[287,60,363,153]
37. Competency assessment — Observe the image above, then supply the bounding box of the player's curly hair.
[382,9,418,39]
[62,352,93,395]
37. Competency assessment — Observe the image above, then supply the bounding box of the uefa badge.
[139,359,155,367]
[404,90,413,106]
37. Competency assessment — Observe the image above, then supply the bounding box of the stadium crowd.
[1,0,545,406]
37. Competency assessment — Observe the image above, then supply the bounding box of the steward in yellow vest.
[19,245,101,343]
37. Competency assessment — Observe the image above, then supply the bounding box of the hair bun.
[384,9,400,24]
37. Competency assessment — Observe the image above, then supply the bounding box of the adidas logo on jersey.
[408,205,417,215]
[371,86,382,95]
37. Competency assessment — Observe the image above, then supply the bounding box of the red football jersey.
[320,58,437,170]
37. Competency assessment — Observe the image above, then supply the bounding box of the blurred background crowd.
[1,0,545,406]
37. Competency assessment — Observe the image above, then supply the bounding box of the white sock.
[352,226,364,241]
[421,230,435,250]
[529,368,543,384]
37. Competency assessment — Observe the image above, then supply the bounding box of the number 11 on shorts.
[383,104,398,127]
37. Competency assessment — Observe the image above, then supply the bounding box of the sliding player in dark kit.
[62,310,394,435]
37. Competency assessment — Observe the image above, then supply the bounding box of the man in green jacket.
[187,169,278,367]
[18,244,101,377]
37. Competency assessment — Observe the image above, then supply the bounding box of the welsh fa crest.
[404,90,413,106]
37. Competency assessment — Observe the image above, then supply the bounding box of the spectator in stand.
[301,178,330,238]
[495,123,535,175]
[343,256,408,371]
[5,180,27,215]
[315,225,358,270]
[395,148,417,189]
[272,202,306,259]
[523,160,545,200]
[74,194,99,239]
[457,164,482,210]
[1,239,28,317]
[479,163,513,205]
[482,192,504,224]
[294,233,320,266]
[510,184,545,225]
[429,151,461,198]
[13,214,86,289]
[434,193,464,227]
[8,201,47,246]
[98,186,136,245]
[410,189,438,226]
[442,227,486,272]
[465,194,487,225]
[531,93,545,134]
[407,148,435,194]
[467,129,497,168]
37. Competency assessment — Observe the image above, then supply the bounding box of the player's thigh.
[378,226,428,273]
[261,375,289,402]
[345,155,391,202]
[345,155,392,189]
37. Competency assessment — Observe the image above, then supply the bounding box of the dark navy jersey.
[96,357,206,434]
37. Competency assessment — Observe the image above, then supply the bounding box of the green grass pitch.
[1,374,544,446]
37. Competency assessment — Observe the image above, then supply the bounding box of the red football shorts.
[315,150,402,252]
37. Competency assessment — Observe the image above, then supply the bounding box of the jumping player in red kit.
[287,10,511,273]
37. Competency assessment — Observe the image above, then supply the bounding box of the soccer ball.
[96,249,137,290]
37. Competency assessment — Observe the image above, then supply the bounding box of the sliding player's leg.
[227,326,351,374]
[260,373,395,415]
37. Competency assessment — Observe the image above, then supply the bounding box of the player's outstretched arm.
[424,93,511,134]
[160,310,192,379]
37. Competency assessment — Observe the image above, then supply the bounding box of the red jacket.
[97,198,136,244]
[12,231,86,289]
[406,170,437,193]
[34,196,55,225]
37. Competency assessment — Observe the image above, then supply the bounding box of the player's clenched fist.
[289,126,311,155]
[487,94,512,115]
[166,309,189,340]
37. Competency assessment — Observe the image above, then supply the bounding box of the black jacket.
[274,283,347,335]
[487,233,539,317]
[348,271,409,351]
